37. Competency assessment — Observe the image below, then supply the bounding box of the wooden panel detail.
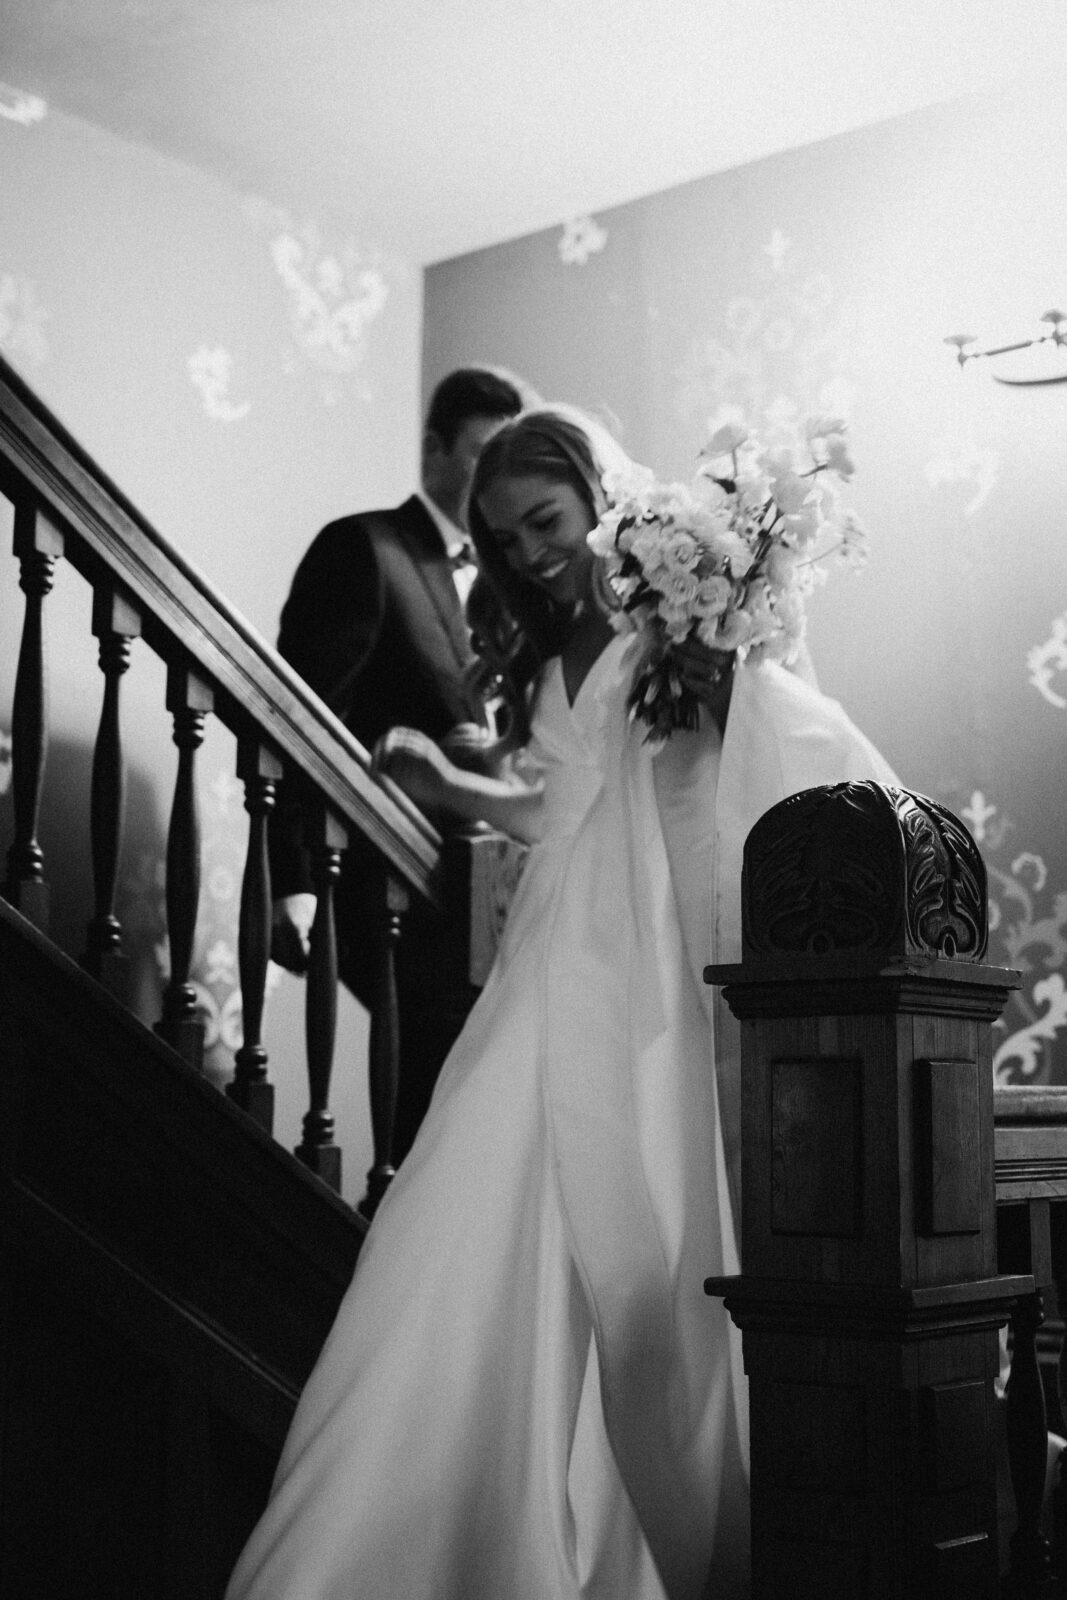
[919,1379,990,1491]
[757,1380,866,1492]
[0,895,364,1598]
[771,1058,862,1237]
[914,1058,982,1236]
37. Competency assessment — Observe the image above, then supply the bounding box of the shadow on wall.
[0,732,168,1033]
[0,714,284,1093]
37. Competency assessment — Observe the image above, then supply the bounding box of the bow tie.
[448,541,475,571]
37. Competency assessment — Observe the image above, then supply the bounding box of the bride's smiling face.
[477,473,597,605]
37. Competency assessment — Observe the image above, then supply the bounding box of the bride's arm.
[372,727,545,844]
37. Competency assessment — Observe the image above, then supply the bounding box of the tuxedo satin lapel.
[393,498,473,679]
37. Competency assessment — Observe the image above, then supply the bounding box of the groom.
[270,365,530,1164]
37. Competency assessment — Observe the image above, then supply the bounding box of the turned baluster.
[81,585,141,995]
[1051,1206,1067,1583]
[155,663,213,1071]
[225,738,283,1133]
[3,501,64,929]
[999,1197,1056,1595]
[1007,1289,1055,1594]
[361,868,409,1219]
[295,808,347,1191]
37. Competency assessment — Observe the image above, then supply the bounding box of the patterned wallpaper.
[426,84,1067,1084]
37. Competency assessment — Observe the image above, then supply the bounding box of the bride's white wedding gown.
[226,635,895,1600]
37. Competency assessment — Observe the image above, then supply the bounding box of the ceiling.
[1,0,1064,265]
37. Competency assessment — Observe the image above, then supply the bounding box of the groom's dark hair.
[424,366,528,449]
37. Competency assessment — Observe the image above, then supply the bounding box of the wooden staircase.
[0,351,460,1595]
[11,349,1067,1600]
[1,895,362,1597]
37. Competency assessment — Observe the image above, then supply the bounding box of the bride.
[226,408,896,1600]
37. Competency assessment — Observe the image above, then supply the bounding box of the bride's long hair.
[466,406,632,748]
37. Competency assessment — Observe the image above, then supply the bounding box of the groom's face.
[424,414,508,531]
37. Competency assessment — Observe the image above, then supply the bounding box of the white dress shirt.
[416,491,477,607]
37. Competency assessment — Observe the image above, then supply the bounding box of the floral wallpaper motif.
[673,230,858,436]
[0,271,50,368]
[245,198,390,405]
[558,215,607,266]
[923,432,1000,518]
[958,789,1067,1085]
[187,343,251,422]
[1028,612,1067,709]
[0,83,47,127]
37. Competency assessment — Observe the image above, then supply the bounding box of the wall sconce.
[945,310,1067,386]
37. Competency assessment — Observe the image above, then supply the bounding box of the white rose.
[696,574,732,615]
[665,531,700,571]
[665,569,701,608]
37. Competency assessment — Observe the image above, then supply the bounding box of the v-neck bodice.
[524,636,632,842]
[537,635,627,740]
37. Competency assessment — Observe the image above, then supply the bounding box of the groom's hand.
[271,892,317,974]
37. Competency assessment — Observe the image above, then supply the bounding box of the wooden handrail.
[0,348,459,1205]
[0,350,442,909]
[0,355,526,1210]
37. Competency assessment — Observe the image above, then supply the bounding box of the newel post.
[705,781,1032,1600]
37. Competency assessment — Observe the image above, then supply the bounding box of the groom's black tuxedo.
[270,494,485,1161]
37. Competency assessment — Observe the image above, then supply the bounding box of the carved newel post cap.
[741,781,987,965]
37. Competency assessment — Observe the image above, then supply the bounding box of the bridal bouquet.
[588,412,868,739]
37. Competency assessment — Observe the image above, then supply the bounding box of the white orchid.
[704,418,751,457]
[822,433,855,480]
[766,465,812,515]
[805,414,849,441]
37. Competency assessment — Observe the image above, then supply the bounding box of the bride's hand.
[372,727,457,813]
[671,639,735,731]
